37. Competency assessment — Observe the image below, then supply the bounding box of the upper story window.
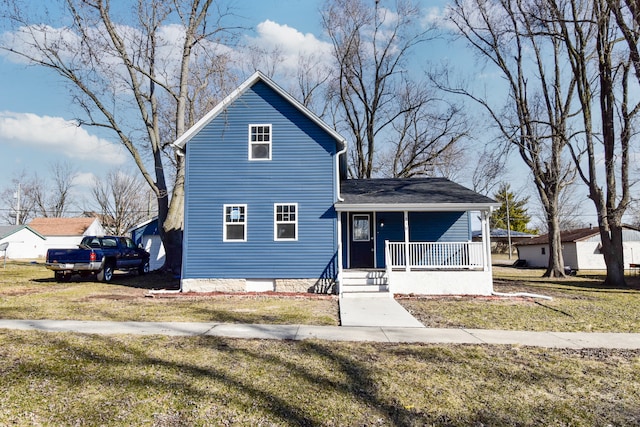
[274,203,297,241]
[224,204,247,241]
[249,124,272,160]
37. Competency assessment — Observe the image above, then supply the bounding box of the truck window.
[102,238,118,248]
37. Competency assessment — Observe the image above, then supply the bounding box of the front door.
[349,213,374,268]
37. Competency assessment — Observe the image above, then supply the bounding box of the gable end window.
[249,124,272,160]
[274,203,297,241]
[224,204,247,241]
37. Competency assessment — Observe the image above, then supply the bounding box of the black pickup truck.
[45,236,150,282]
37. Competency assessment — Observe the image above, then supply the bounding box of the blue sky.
[0,0,337,214]
[1,0,568,227]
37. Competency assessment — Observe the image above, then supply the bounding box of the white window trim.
[223,204,247,242]
[274,203,298,241]
[248,124,272,161]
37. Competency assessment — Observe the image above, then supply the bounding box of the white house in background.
[515,226,640,270]
[0,225,47,259]
[28,217,106,250]
[128,217,165,271]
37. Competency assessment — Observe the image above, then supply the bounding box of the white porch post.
[337,212,343,295]
[482,209,492,272]
[404,210,410,272]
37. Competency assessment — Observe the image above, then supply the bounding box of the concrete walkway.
[339,296,425,328]
[1,319,639,349]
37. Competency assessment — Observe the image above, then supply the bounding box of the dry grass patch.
[399,266,640,332]
[0,330,639,426]
[0,262,339,325]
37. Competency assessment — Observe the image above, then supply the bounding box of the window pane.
[353,216,370,241]
[251,143,270,159]
[226,224,245,240]
[277,223,295,239]
[226,206,244,222]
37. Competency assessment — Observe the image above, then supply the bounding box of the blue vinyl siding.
[409,212,470,242]
[183,81,338,279]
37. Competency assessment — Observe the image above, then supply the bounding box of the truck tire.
[138,260,150,275]
[97,263,114,282]
[54,271,71,282]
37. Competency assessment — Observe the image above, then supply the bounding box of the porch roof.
[335,178,499,212]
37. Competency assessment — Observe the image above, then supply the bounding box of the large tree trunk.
[544,207,566,278]
[161,156,185,274]
[601,223,626,287]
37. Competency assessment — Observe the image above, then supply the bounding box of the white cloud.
[72,172,97,188]
[0,111,128,165]
[246,20,332,71]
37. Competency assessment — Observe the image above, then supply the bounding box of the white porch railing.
[385,241,485,271]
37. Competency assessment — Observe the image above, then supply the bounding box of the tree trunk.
[601,224,627,287]
[544,208,566,278]
[161,155,185,274]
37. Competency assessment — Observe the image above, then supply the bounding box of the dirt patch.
[145,291,338,300]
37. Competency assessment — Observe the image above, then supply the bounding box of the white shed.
[515,226,640,270]
[0,225,47,259]
[28,217,106,250]
[128,217,165,271]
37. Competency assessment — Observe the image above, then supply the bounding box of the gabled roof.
[172,71,347,151]
[515,225,640,246]
[28,217,99,236]
[335,178,499,212]
[127,216,159,234]
[0,225,46,240]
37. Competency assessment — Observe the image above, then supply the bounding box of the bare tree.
[0,170,37,225]
[91,168,152,235]
[550,0,638,287]
[321,0,452,178]
[1,0,237,272]
[443,0,578,277]
[387,80,470,179]
[31,161,78,218]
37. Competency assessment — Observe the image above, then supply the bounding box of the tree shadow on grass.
[34,270,180,291]
[3,332,640,426]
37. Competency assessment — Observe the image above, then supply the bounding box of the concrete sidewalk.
[1,319,639,349]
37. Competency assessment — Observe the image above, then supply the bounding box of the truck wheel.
[138,260,150,275]
[97,264,114,282]
[54,272,71,282]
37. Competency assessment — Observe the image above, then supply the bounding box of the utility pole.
[506,190,512,260]
[14,183,21,225]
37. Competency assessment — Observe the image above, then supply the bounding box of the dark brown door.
[349,213,374,268]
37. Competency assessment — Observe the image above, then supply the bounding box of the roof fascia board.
[334,203,501,212]
[172,71,346,150]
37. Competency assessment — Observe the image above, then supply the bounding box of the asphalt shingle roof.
[28,218,97,236]
[337,178,498,207]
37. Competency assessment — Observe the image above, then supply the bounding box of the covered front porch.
[334,178,499,296]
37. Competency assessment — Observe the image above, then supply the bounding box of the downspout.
[335,141,347,296]
[174,145,185,292]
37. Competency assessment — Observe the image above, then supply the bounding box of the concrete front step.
[340,270,390,297]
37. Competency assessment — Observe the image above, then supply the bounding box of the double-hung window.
[274,203,297,241]
[223,204,247,241]
[249,124,272,160]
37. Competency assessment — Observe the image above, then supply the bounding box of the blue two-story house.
[173,72,499,296]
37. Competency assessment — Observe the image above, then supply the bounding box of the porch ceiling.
[335,178,499,212]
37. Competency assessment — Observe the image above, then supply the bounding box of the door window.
[352,215,370,241]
